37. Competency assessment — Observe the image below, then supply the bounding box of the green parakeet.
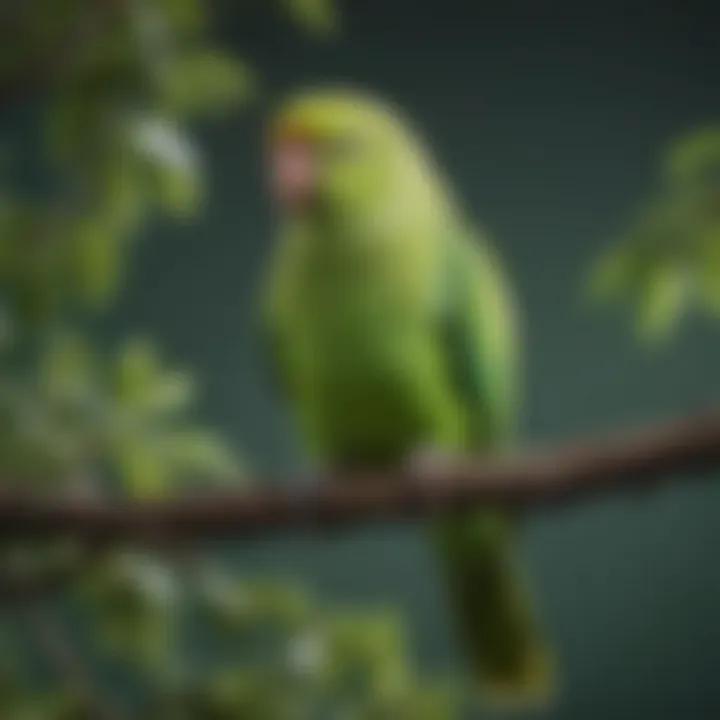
[259,87,554,703]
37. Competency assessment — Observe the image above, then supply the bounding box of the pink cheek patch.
[272,142,316,206]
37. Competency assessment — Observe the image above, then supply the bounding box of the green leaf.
[157,429,239,479]
[117,442,169,497]
[191,669,296,720]
[126,113,202,217]
[113,426,237,497]
[107,339,238,493]
[45,87,120,170]
[197,571,257,632]
[359,682,459,720]
[635,265,688,342]
[147,372,197,414]
[115,339,163,406]
[283,0,339,35]
[82,552,180,670]
[101,147,148,232]
[114,340,196,415]
[0,205,68,324]
[162,50,254,117]
[38,333,96,402]
[248,582,315,629]
[664,126,720,185]
[157,0,207,33]
[697,227,720,311]
[70,216,127,308]
[0,303,15,354]
[0,197,20,281]
[157,162,203,217]
[114,552,180,606]
[325,609,409,694]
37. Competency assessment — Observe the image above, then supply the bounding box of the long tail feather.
[431,512,556,706]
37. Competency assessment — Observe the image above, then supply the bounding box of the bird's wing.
[438,227,521,450]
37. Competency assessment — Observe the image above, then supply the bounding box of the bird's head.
[266,87,436,221]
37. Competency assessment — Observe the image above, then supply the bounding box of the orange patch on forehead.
[269,116,317,146]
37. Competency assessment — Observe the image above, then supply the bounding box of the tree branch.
[0,408,719,544]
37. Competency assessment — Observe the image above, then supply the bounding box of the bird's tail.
[431,512,556,708]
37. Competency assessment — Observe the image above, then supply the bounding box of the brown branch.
[0,408,718,545]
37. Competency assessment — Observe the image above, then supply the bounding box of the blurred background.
[0,0,719,718]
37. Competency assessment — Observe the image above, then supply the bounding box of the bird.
[258,86,555,706]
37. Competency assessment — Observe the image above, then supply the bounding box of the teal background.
[85,0,720,717]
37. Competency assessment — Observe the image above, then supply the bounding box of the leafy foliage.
[588,126,720,342]
[283,0,340,36]
[0,1,457,718]
[78,560,460,719]
[0,332,237,493]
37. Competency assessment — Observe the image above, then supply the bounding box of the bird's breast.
[288,296,463,464]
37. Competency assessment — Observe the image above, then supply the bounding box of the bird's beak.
[269,137,317,210]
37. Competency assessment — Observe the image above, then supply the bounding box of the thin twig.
[0,408,718,544]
